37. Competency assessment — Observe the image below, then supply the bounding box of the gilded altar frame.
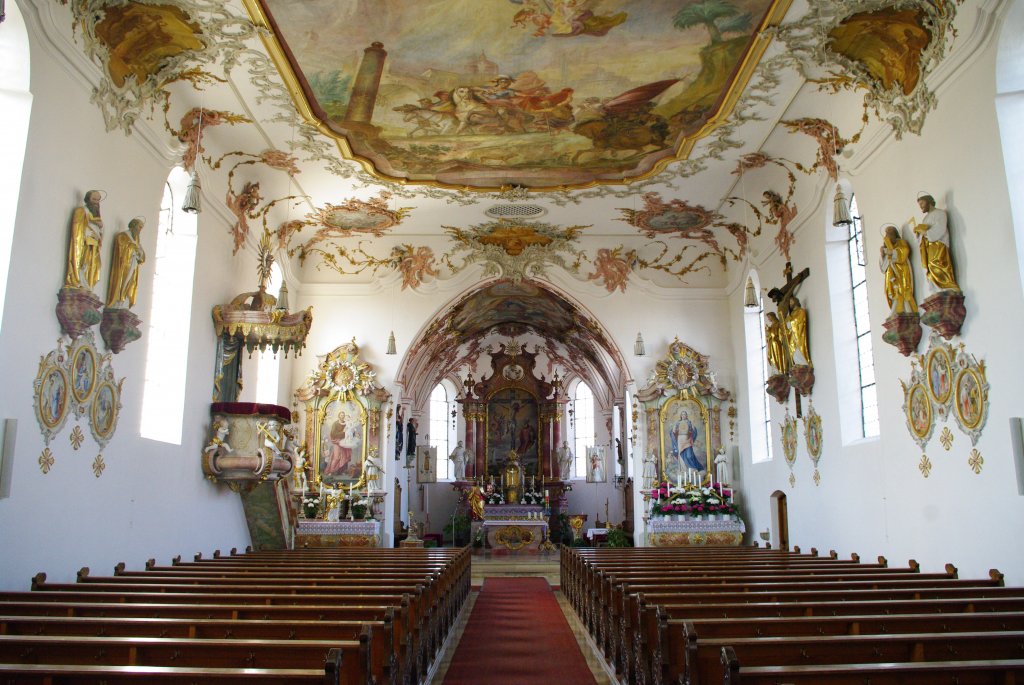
[637,338,732,484]
[295,340,388,491]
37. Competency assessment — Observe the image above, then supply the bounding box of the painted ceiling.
[40,0,981,363]
[252,0,790,190]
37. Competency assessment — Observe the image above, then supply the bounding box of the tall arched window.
[253,263,283,404]
[0,0,32,331]
[846,196,879,437]
[140,168,198,444]
[743,272,773,463]
[827,187,879,442]
[573,382,595,479]
[430,384,451,480]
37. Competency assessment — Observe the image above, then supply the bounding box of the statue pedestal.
[921,291,966,339]
[882,312,923,356]
[55,288,102,340]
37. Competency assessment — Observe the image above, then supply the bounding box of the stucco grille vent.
[485,204,547,219]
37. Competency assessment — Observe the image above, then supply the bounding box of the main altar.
[449,340,571,553]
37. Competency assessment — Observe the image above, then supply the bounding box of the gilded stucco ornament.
[781,411,798,469]
[772,0,964,139]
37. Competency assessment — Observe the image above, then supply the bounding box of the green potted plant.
[606,528,630,548]
[443,514,471,547]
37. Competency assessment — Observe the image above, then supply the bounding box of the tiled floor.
[431,556,616,685]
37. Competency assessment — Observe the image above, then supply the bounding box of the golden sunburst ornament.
[70,425,85,450]
[968,449,983,474]
[92,454,106,478]
[256,230,275,292]
[919,454,932,478]
[39,448,54,474]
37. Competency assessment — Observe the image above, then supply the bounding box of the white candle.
[677,473,682,490]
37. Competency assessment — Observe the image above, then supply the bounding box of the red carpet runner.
[442,577,598,685]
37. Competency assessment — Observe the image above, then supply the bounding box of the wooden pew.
[0,646,341,684]
[0,633,369,684]
[721,647,1024,685]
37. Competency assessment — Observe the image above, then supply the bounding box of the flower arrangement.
[484,490,505,505]
[301,495,322,519]
[649,481,740,519]
[521,489,545,506]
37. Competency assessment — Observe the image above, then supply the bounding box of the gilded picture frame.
[313,393,369,488]
[585,446,607,483]
[33,357,71,445]
[926,344,953,409]
[416,445,437,484]
[781,413,798,467]
[803,405,822,465]
[659,395,710,482]
[69,338,98,417]
[89,379,120,448]
[952,361,989,446]
[904,382,934,449]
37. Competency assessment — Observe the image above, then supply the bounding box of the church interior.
[2,0,1024,681]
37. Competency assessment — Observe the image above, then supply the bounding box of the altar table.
[646,517,745,547]
[296,519,381,547]
[481,520,548,552]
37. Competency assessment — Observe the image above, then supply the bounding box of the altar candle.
[677,473,682,490]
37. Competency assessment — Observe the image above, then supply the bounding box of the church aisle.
[439,577,601,685]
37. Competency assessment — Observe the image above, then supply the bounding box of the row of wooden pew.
[0,546,470,684]
[561,545,1024,685]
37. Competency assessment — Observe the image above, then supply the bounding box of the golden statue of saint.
[65,190,104,290]
[879,224,917,315]
[764,312,790,374]
[912,194,960,292]
[786,298,811,367]
[467,486,485,521]
[502,449,523,505]
[105,218,146,308]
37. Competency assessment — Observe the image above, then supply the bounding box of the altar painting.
[486,388,539,478]
[315,396,368,486]
[659,396,710,482]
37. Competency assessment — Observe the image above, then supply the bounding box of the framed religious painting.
[485,388,539,478]
[926,342,954,417]
[314,394,368,488]
[416,444,437,484]
[802,404,822,467]
[781,413,798,468]
[952,356,989,445]
[585,446,606,483]
[903,381,934,449]
[33,346,71,445]
[69,335,98,418]
[89,377,121,448]
[659,395,710,483]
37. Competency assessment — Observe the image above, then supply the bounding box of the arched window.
[430,384,451,480]
[0,0,32,331]
[996,0,1024,293]
[743,272,773,463]
[254,263,283,404]
[140,168,198,444]
[573,381,595,479]
[827,188,879,442]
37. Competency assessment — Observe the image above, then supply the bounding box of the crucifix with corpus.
[766,262,815,417]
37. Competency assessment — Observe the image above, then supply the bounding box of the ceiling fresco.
[251,0,791,190]
[49,0,978,293]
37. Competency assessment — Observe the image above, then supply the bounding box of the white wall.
[735,35,1024,583]
[0,8,250,590]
